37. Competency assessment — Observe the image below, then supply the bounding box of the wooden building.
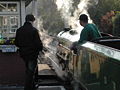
[0,0,38,85]
[0,0,35,39]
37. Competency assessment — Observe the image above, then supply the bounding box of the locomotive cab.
[92,36,120,50]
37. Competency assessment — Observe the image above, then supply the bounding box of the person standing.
[78,14,102,44]
[15,14,43,90]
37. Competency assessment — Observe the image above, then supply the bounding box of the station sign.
[0,45,17,53]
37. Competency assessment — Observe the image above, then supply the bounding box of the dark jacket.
[15,22,43,57]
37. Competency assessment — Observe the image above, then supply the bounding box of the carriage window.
[0,16,19,33]
[10,16,19,33]
[8,3,17,12]
[0,16,8,33]
[0,3,7,12]
[0,3,18,12]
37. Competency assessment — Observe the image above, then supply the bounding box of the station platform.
[0,86,65,90]
[0,52,66,90]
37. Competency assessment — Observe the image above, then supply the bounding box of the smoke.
[56,0,74,28]
[55,0,99,29]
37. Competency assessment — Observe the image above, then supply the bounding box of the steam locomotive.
[55,28,120,90]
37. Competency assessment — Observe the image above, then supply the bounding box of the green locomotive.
[56,29,120,90]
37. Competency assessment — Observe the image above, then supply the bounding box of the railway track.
[0,58,70,90]
[36,46,72,90]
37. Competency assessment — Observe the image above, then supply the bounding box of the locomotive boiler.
[55,28,120,90]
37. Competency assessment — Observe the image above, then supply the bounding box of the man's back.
[78,24,101,44]
[16,22,35,47]
[15,22,43,57]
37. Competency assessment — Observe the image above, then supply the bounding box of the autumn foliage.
[100,11,115,34]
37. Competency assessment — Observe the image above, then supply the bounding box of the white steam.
[55,0,98,29]
[56,0,73,28]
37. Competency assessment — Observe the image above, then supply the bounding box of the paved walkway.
[0,86,65,90]
[0,64,65,90]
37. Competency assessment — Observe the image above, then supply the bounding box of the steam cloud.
[56,0,73,28]
[55,0,99,29]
